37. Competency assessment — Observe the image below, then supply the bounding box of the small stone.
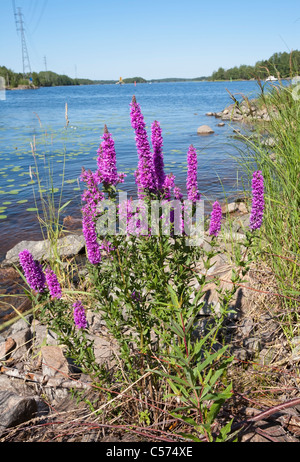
[217,122,225,127]
[243,337,262,354]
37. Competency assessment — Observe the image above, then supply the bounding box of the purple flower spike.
[82,206,102,265]
[130,96,157,195]
[73,300,87,329]
[81,167,104,214]
[249,170,264,231]
[19,249,46,293]
[45,267,62,299]
[209,201,222,237]
[97,125,125,187]
[186,145,201,203]
[151,120,165,190]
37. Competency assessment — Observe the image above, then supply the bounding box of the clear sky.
[1,0,300,80]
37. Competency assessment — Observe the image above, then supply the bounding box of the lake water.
[0,80,263,261]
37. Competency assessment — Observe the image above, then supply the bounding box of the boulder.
[197,125,214,135]
[0,391,37,433]
[3,234,86,266]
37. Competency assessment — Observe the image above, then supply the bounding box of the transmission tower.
[14,5,32,77]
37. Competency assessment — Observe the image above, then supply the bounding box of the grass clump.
[236,79,300,341]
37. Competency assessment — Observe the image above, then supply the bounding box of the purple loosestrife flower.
[174,185,183,201]
[151,120,165,190]
[19,249,46,293]
[97,125,125,187]
[162,174,175,200]
[82,206,102,265]
[186,145,201,203]
[249,170,264,231]
[73,300,87,329]
[81,167,104,216]
[130,96,157,195]
[45,267,62,299]
[209,201,223,237]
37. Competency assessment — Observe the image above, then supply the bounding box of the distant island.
[1,50,299,90]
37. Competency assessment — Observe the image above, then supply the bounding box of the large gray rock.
[3,234,86,266]
[0,390,37,432]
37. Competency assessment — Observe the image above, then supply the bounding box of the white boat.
[265,75,278,82]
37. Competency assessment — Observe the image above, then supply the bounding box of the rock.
[222,201,248,215]
[0,391,38,433]
[221,114,232,120]
[41,345,71,378]
[217,122,225,127]
[10,316,32,334]
[197,125,214,135]
[88,335,118,368]
[0,337,16,361]
[31,320,58,352]
[243,337,262,355]
[205,112,214,116]
[3,234,86,266]
[291,337,300,361]
[10,328,32,360]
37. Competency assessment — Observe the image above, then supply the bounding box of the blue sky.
[1,0,300,80]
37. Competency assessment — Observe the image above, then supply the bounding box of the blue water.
[0,80,263,260]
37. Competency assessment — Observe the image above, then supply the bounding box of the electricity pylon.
[13,4,32,77]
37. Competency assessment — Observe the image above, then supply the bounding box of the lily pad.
[0,215,7,219]
[17,199,28,204]
[26,208,38,212]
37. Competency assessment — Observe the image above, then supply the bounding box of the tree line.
[0,66,95,88]
[209,50,300,81]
